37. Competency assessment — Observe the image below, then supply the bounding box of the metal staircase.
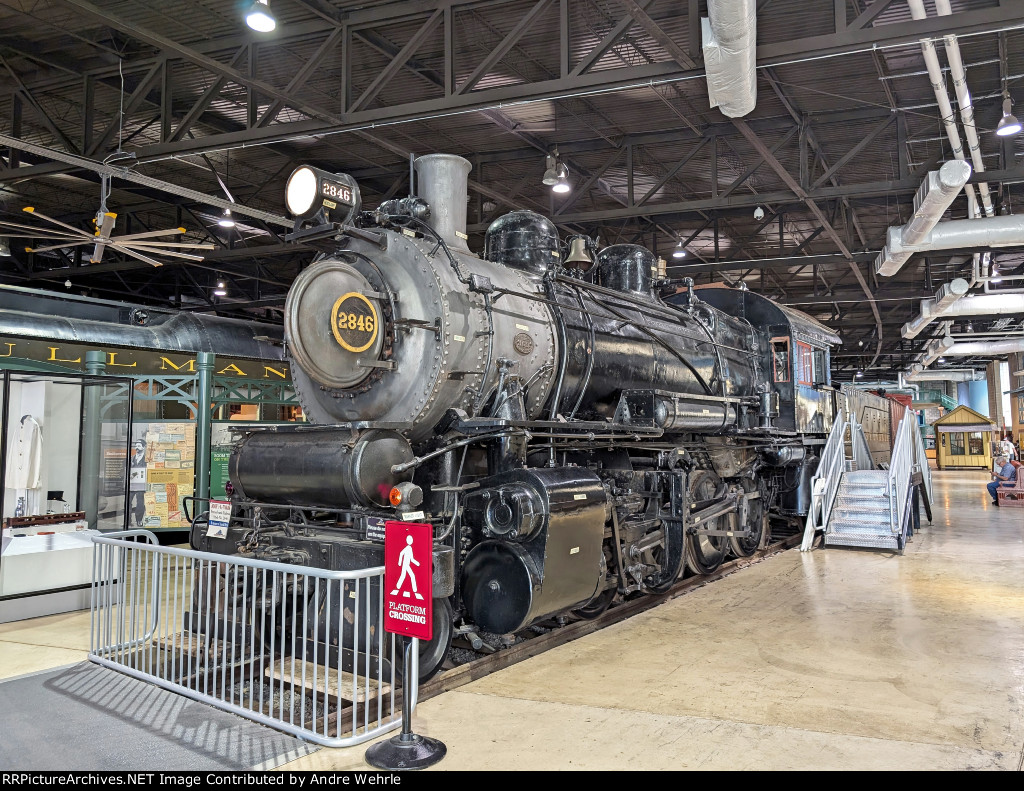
[801,407,932,554]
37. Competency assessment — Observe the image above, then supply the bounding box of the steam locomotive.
[190,154,841,680]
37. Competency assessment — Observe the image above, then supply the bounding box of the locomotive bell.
[565,235,594,271]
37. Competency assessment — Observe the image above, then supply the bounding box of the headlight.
[284,165,361,225]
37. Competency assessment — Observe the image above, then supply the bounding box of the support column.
[81,350,106,529]
[195,352,214,510]
[986,361,1004,432]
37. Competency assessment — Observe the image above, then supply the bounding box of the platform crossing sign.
[383,520,433,640]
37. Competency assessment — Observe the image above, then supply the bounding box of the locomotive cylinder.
[229,428,415,509]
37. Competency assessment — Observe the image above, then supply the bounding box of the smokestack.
[414,154,472,253]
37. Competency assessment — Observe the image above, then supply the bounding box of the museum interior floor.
[1,468,1021,771]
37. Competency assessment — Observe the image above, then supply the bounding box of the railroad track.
[418,532,802,701]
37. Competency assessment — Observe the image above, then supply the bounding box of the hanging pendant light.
[672,240,687,259]
[218,208,236,228]
[246,0,277,33]
[996,92,1021,137]
[542,152,560,186]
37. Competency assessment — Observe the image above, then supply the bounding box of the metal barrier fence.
[89,531,415,747]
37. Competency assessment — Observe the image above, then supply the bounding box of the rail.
[89,532,414,748]
[849,412,875,472]
[888,410,915,538]
[800,408,847,551]
[911,414,932,508]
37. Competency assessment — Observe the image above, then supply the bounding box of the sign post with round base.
[366,521,446,770]
[365,637,447,770]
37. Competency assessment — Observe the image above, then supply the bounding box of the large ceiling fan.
[0,175,214,267]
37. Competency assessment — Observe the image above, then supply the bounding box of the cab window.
[771,338,790,383]
[797,342,813,385]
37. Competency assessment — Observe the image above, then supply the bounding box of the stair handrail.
[888,410,915,536]
[849,413,875,471]
[800,408,847,551]
[910,415,932,507]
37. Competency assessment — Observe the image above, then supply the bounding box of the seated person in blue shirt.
[987,456,1017,504]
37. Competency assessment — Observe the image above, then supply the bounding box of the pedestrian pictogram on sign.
[383,521,432,640]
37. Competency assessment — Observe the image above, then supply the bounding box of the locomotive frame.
[189,154,843,680]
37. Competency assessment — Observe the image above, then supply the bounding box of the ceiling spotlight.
[938,357,946,363]
[672,240,687,259]
[857,339,864,347]
[542,147,565,186]
[966,321,974,332]
[245,0,276,33]
[0,237,10,257]
[856,370,863,378]
[552,169,571,194]
[218,208,236,228]
[996,92,1022,137]
[542,155,559,186]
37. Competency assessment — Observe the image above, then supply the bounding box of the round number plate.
[330,292,380,353]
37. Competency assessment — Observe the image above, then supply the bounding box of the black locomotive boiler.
[190,154,841,680]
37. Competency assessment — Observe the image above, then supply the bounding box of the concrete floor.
[2,469,1022,770]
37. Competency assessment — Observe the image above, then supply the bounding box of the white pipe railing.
[800,408,847,551]
[888,410,915,538]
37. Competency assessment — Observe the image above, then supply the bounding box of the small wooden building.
[934,405,997,470]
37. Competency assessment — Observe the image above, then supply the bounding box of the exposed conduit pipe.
[874,160,972,276]
[933,0,996,217]
[905,0,981,219]
[702,0,757,118]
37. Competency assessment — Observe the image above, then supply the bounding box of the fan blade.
[126,241,217,249]
[119,244,205,261]
[22,207,92,237]
[90,241,108,263]
[114,227,187,242]
[24,240,96,254]
[0,220,86,239]
[107,243,162,268]
[95,212,117,240]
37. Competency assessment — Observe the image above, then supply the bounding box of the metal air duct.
[874,160,973,276]
[905,0,983,220]
[881,213,1024,274]
[931,0,995,218]
[918,335,955,368]
[903,290,1024,339]
[940,339,1024,356]
[414,153,472,254]
[702,0,757,118]
[0,285,283,360]
[901,277,969,339]
[904,368,985,383]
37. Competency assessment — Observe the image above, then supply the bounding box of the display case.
[0,367,135,622]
